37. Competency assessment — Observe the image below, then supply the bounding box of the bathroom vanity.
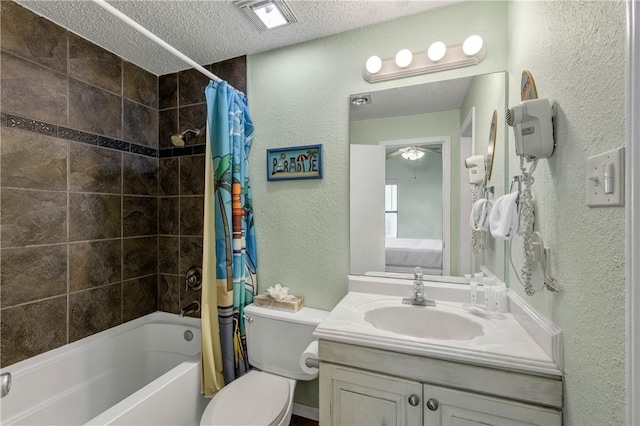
[314,276,563,425]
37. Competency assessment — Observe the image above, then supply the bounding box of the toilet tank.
[244,304,328,381]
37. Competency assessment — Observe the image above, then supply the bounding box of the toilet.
[200,303,328,426]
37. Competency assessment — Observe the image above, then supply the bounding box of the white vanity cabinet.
[321,363,423,425]
[319,341,562,426]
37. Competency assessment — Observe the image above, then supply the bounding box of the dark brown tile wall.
[123,61,158,109]
[0,1,159,150]
[68,283,122,342]
[156,56,246,317]
[0,1,67,73]
[1,297,68,362]
[0,2,160,368]
[0,51,68,125]
[68,78,123,138]
[68,32,122,95]
[0,0,248,366]
[157,55,246,155]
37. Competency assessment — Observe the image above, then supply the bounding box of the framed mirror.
[349,72,508,283]
[486,110,498,181]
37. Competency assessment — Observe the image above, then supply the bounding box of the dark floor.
[290,415,319,426]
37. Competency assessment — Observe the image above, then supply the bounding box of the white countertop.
[314,280,563,377]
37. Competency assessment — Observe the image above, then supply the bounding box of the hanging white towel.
[470,199,492,231]
[489,192,521,240]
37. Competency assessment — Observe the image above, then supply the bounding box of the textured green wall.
[506,1,626,424]
[247,1,508,312]
[248,0,627,419]
[247,0,507,410]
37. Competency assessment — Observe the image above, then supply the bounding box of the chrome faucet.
[402,267,436,307]
[180,301,201,317]
[1,372,11,398]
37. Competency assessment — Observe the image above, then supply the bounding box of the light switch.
[586,147,625,207]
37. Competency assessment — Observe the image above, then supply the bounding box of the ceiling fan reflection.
[386,146,442,161]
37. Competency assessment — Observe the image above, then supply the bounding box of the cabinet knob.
[408,394,420,406]
[426,398,439,411]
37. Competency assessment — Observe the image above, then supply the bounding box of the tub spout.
[1,372,11,398]
[180,301,200,317]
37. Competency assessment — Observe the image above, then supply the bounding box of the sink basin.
[363,305,484,340]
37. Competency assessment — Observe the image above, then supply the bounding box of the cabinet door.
[320,363,422,426]
[422,384,562,426]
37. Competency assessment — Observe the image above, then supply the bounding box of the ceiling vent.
[235,0,298,30]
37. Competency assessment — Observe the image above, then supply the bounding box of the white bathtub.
[0,312,208,425]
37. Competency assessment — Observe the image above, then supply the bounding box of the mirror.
[486,110,498,180]
[349,72,508,283]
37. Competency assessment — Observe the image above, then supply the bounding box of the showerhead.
[170,129,201,147]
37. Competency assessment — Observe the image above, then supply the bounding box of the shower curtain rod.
[90,0,245,96]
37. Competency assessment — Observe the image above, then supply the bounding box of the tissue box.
[253,294,304,312]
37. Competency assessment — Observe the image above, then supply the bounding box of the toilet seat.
[200,370,293,426]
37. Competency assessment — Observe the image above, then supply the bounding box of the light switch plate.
[586,147,625,207]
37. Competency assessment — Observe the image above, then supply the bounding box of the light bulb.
[365,56,382,74]
[427,41,447,62]
[463,35,484,56]
[395,49,413,68]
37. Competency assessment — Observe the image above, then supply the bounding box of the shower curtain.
[201,80,257,395]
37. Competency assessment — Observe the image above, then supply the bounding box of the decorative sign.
[266,144,323,181]
[521,70,539,101]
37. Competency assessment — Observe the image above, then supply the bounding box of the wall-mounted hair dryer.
[506,98,554,159]
[464,155,486,185]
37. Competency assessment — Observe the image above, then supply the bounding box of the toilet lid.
[200,370,291,426]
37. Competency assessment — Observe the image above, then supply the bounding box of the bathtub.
[0,312,208,425]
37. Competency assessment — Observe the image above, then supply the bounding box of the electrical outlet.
[586,147,625,207]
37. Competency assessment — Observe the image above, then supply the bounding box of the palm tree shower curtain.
[201,80,257,393]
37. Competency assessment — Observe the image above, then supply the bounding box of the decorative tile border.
[159,144,205,158]
[97,136,130,151]
[6,114,57,137]
[0,112,158,158]
[131,144,158,157]
[58,127,98,145]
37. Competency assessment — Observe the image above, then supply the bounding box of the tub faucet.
[402,267,436,307]
[1,372,11,398]
[180,301,201,317]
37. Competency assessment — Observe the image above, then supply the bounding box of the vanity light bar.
[363,37,487,83]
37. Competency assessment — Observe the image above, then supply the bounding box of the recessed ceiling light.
[252,2,288,29]
[350,93,371,106]
[235,0,298,31]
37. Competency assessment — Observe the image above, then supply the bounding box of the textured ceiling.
[350,76,472,121]
[16,0,464,76]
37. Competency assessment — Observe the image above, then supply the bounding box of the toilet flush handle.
[243,314,254,323]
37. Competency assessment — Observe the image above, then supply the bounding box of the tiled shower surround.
[156,57,247,316]
[0,0,247,367]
